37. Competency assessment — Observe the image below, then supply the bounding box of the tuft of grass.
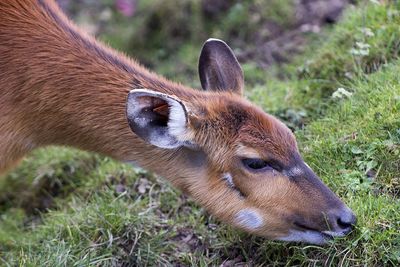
[292,2,400,117]
[245,1,400,127]
[295,63,400,265]
[0,148,98,214]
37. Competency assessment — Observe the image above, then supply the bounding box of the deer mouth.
[294,221,336,238]
[276,221,348,244]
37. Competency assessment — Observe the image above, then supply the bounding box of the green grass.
[1,1,400,266]
[290,2,400,119]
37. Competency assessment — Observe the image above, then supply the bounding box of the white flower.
[361,27,375,37]
[332,88,353,99]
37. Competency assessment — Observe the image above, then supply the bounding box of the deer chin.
[277,230,334,245]
[277,224,353,244]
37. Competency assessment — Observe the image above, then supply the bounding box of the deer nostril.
[335,208,356,232]
[337,217,352,229]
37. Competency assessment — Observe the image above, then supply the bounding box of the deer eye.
[242,158,272,171]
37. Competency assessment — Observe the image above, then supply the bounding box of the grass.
[1,1,400,266]
[291,2,400,118]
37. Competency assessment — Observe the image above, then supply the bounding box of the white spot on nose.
[235,209,263,230]
[291,166,303,176]
[283,166,304,177]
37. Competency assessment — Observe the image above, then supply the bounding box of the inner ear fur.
[126,89,190,149]
[198,38,244,95]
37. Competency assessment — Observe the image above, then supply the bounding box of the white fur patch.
[133,117,147,128]
[235,209,263,230]
[222,172,234,187]
[290,166,303,176]
[149,131,177,149]
[283,166,304,177]
[167,99,187,138]
[126,90,144,120]
[278,230,327,245]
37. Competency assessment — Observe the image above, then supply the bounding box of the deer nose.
[330,207,356,234]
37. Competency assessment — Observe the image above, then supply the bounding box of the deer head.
[126,39,356,244]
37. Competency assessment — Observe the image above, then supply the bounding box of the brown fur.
[0,0,354,241]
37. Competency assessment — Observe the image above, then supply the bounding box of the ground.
[0,0,399,266]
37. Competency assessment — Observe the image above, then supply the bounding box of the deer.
[0,0,356,244]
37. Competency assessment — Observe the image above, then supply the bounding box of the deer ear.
[198,38,244,95]
[126,89,191,149]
